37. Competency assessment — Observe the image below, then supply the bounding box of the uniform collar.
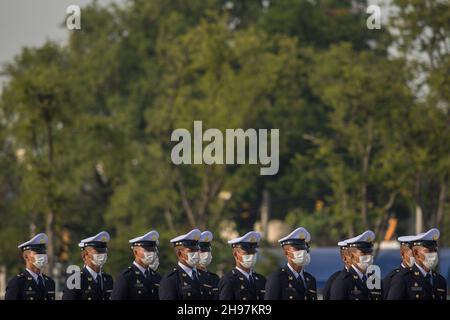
[85,265,101,280]
[415,262,432,277]
[178,262,197,279]
[351,265,365,280]
[287,262,304,280]
[133,261,148,275]
[235,266,252,280]
[26,268,42,283]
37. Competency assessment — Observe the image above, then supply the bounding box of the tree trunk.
[175,169,197,228]
[435,177,448,228]
[197,169,223,230]
[373,192,398,258]
[343,193,354,237]
[260,190,270,240]
[415,205,424,234]
[44,104,55,273]
[45,208,54,274]
[164,207,175,233]
[414,172,423,233]
[361,118,373,229]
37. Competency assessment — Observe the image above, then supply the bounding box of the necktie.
[249,274,254,286]
[97,274,104,292]
[425,273,433,288]
[362,274,368,283]
[192,269,198,281]
[37,275,46,293]
[144,269,150,279]
[297,274,305,291]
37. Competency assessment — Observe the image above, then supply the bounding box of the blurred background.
[0,0,449,298]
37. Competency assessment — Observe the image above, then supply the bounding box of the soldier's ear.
[349,249,356,261]
[400,248,405,259]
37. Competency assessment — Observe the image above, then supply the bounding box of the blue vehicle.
[308,247,450,292]
[262,246,450,294]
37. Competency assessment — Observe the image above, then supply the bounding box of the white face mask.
[291,250,310,266]
[199,252,213,268]
[149,256,160,271]
[33,254,48,270]
[423,252,438,270]
[92,253,108,268]
[356,254,373,271]
[241,253,257,269]
[186,251,200,268]
[141,251,156,266]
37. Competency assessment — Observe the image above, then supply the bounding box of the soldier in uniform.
[322,240,350,300]
[111,230,161,300]
[382,234,416,299]
[329,230,382,300]
[62,231,114,300]
[159,229,206,300]
[197,231,220,300]
[218,231,266,300]
[5,233,55,300]
[264,227,317,300]
[387,228,447,300]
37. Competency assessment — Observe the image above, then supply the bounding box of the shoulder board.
[399,268,413,277]
[388,268,401,277]
[16,272,26,278]
[42,274,52,281]
[280,267,293,278]
[167,268,179,277]
[230,269,243,280]
[123,267,133,274]
[253,273,265,280]
[342,271,352,279]
[304,271,315,280]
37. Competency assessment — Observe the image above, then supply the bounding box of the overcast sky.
[0,0,122,89]
[0,0,392,90]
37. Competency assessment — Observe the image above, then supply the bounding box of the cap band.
[132,241,157,248]
[412,240,437,248]
[82,241,108,249]
[173,240,199,248]
[280,239,308,247]
[199,242,211,250]
[232,242,258,250]
[348,241,373,249]
[21,244,46,253]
